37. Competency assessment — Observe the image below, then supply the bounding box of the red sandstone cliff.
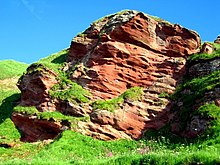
[12,10,201,142]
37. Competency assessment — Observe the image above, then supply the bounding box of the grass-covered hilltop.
[0,10,220,165]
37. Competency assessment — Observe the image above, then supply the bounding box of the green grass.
[0,60,28,80]
[27,48,91,104]
[188,43,220,62]
[36,48,69,74]
[92,87,144,112]
[0,90,22,145]
[13,106,39,115]
[1,129,219,164]
[12,106,90,130]
[49,73,91,104]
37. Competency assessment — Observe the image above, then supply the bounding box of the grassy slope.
[0,45,220,164]
[0,60,28,80]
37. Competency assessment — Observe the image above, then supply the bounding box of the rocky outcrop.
[69,10,200,100]
[200,42,215,54]
[214,35,220,44]
[188,58,220,78]
[17,64,58,111]
[13,10,201,142]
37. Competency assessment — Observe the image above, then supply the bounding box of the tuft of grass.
[36,111,75,123]
[92,97,124,112]
[122,86,144,101]
[183,70,220,97]
[0,60,28,80]
[92,87,144,112]
[159,92,170,98]
[0,91,20,123]
[13,106,39,115]
[148,15,170,24]
[29,130,140,164]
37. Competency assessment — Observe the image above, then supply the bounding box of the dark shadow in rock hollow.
[0,93,20,125]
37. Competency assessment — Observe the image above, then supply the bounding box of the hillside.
[0,60,28,80]
[0,10,220,164]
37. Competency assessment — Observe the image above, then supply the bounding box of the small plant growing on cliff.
[122,86,144,101]
[159,92,170,98]
[37,111,72,121]
[92,86,144,112]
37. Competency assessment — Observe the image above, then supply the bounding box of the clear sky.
[0,0,219,63]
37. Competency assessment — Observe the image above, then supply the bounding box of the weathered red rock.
[69,11,200,99]
[12,113,64,142]
[14,10,201,142]
[17,64,58,111]
[65,10,200,140]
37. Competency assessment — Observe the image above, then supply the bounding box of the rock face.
[13,10,201,142]
[188,58,220,78]
[69,10,200,99]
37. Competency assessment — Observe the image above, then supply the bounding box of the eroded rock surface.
[69,10,200,100]
[17,64,58,111]
[12,113,64,142]
[13,10,201,142]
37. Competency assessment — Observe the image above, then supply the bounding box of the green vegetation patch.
[1,129,219,164]
[158,92,170,98]
[36,48,69,74]
[29,130,140,164]
[171,70,220,131]
[195,103,220,138]
[184,70,220,96]
[38,111,71,121]
[188,43,220,62]
[92,86,144,112]
[0,90,21,143]
[0,60,28,80]
[13,106,38,115]
[49,74,91,104]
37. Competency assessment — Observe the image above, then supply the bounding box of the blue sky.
[0,0,219,63]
